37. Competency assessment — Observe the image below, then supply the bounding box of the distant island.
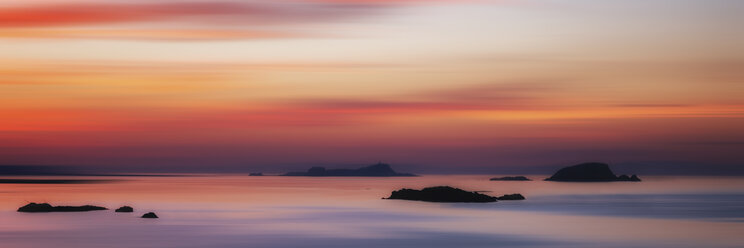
[497,193,526,200]
[282,163,416,177]
[384,186,525,202]
[0,179,114,184]
[18,203,107,212]
[115,206,134,212]
[490,176,531,181]
[385,186,497,202]
[141,212,159,218]
[545,162,641,182]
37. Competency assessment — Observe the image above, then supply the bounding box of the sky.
[0,0,742,174]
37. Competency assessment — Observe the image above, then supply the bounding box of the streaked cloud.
[0,1,376,27]
[0,0,742,171]
[0,1,385,40]
[0,0,484,40]
[0,29,301,41]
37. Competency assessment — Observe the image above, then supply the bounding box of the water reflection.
[0,175,743,247]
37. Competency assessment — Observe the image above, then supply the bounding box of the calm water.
[1,175,743,248]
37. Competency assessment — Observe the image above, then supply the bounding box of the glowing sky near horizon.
[0,0,742,172]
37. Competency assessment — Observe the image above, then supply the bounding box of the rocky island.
[384,186,525,202]
[385,186,497,202]
[18,203,107,212]
[282,163,416,177]
[115,206,134,212]
[497,193,526,200]
[545,162,641,182]
[490,176,531,181]
[141,212,158,218]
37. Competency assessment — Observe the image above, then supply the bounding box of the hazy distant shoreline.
[0,179,118,184]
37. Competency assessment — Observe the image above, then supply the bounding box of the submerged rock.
[545,163,641,182]
[282,163,416,177]
[490,176,531,181]
[384,186,497,202]
[497,194,526,200]
[17,203,107,212]
[141,212,158,218]
[115,206,134,212]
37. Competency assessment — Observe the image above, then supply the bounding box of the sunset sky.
[1,0,742,173]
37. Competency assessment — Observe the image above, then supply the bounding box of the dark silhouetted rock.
[17,203,107,212]
[384,186,497,202]
[115,206,134,212]
[282,163,416,177]
[249,173,263,176]
[497,194,526,200]
[490,176,531,181]
[17,203,54,212]
[630,175,640,181]
[545,162,641,182]
[141,212,158,218]
[615,174,641,181]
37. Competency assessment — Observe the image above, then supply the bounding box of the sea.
[1,175,743,248]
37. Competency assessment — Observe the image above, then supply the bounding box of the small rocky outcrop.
[282,163,416,177]
[545,162,641,182]
[497,194,526,200]
[17,203,107,212]
[141,212,158,218]
[384,186,497,202]
[490,176,531,181]
[249,173,263,176]
[115,206,134,212]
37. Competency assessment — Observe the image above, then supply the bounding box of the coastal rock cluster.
[18,203,157,218]
[17,203,107,212]
[381,162,642,204]
[13,162,645,217]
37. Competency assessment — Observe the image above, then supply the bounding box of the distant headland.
[282,163,416,177]
[545,162,641,182]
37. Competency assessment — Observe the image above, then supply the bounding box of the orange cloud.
[0,0,486,40]
[0,2,242,27]
[0,1,383,40]
[0,1,376,28]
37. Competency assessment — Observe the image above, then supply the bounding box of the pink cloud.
[0,1,380,28]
